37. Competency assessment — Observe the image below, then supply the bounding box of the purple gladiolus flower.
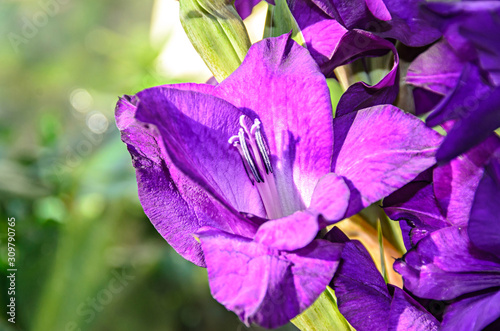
[406,1,500,162]
[116,33,442,327]
[327,228,440,331]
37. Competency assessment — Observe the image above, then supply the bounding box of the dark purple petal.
[333,240,391,331]
[442,290,500,331]
[433,134,500,225]
[135,86,268,220]
[116,93,257,267]
[198,228,343,328]
[214,34,334,216]
[388,286,440,331]
[395,226,500,301]
[288,0,348,67]
[435,86,500,163]
[469,152,500,258]
[459,7,500,86]
[383,179,448,247]
[425,64,490,127]
[412,88,444,116]
[327,30,400,114]
[234,0,261,20]
[425,1,500,85]
[332,105,443,217]
[293,0,440,47]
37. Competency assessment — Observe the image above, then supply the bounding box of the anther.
[238,129,263,183]
[255,129,273,174]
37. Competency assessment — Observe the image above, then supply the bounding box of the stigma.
[229,115,283,219]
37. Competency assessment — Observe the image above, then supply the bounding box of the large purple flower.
[406,1,500,162]
[116,33,442,327]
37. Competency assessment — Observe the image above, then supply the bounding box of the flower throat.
[229,115,283,219]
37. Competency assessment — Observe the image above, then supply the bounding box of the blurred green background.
[0,1,294,330]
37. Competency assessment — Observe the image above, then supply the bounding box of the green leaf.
[292,286,355,331]
[377,219,389,284]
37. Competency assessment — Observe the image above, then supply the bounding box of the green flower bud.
[179,0,252,82]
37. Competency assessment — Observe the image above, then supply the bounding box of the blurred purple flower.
[116,33,441,327]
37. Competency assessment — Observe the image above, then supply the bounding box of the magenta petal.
[309,173,350,222]
[469,153,500,259]
[442,290,500,331]
[135,85,266,219]
[253,210,320,251]
[332,105,443,217]
[198,228,343,328]
[116,96,242,267]
[215,34,334,216]
[395,226,500,301]
[388,287,440,331]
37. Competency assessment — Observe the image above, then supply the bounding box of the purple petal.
[288,0,348,67]
[406,40,464,96]
[442,290,500,331]
[395,226,500,301]
[333,240,392,331]
[214,34,334,216]
[253,210,320,251]
[309,173,350,222]
[116,94,256,267]
[198,228,343,328]
[459,8,500,86]
[234,0,261,20]
[374,0,441,47]
[135,86,268,219]
[332,105,443,217]
[433,135,500,226]
[383,178,448,247]
[388,286,440,331]
[295,0,440,47]
[435,86,500,163]
[469,152,500,258]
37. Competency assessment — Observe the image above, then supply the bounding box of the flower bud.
[179,0,252,82]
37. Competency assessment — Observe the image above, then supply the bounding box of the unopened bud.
[179,0,252,82]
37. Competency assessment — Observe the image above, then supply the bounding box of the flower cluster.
[116,0,500,329]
